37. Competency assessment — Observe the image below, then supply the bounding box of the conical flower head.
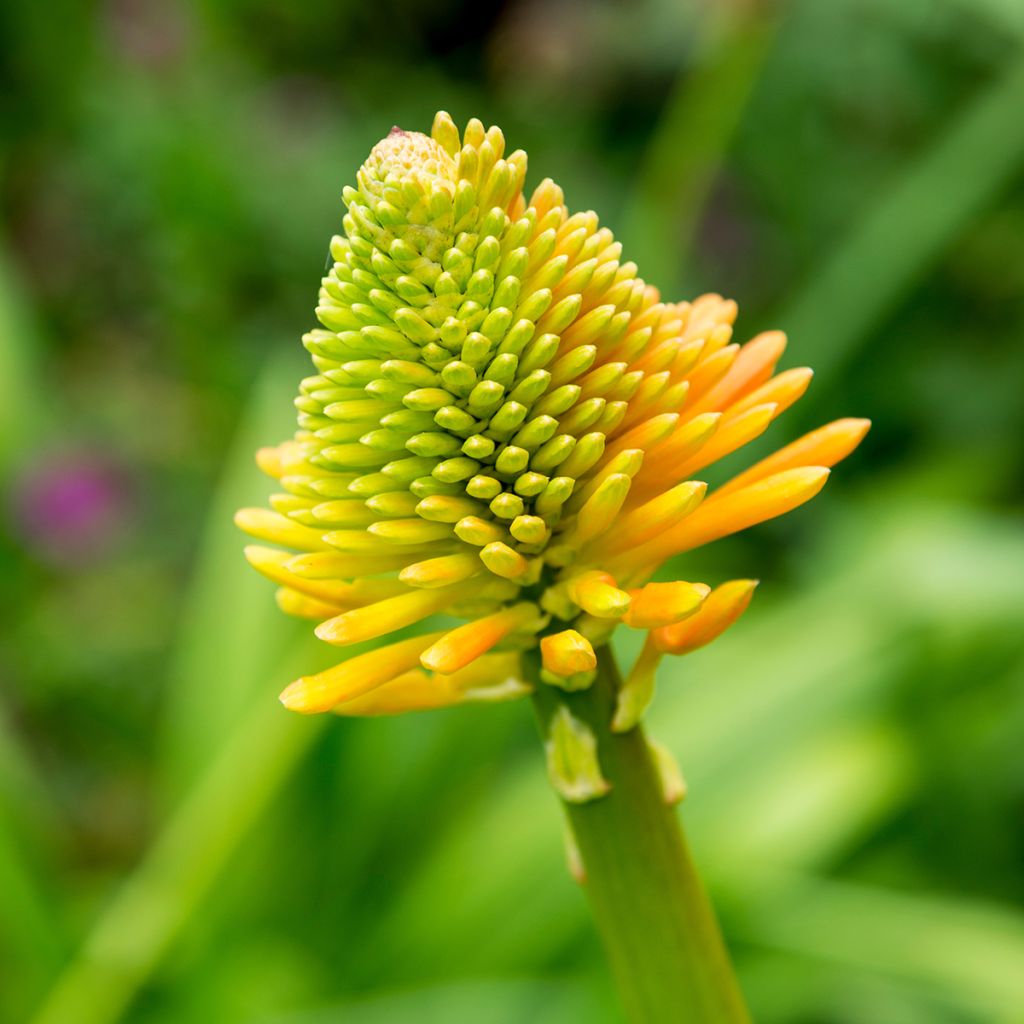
[238,113,869,721]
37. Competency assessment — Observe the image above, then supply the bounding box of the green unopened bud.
[545,706,611,804]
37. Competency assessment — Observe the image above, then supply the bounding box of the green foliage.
[2,1,1023,1021]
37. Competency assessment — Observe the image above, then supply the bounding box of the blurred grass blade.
[0,237,69,1012]
[28,353,325,1024]
[158,348,306,799]
[0,239,46,467]
[619,7,778,294]
[778,55,1024,381]
[261,977,616,1024]
[745,873,1024,1016]
[29,680,322,1024]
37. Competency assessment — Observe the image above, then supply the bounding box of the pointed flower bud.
[239,113,866,723]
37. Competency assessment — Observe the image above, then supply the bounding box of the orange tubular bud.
[623,581,710,629]
[566,570,631,619]
[541,629,597,676]
[315,581,475,646]
[653,579,758,655]
[682,344,738,403]
[602,413,679,463]
[686,330,787,416]
[671,403,777,479]
[421,602,540,674]
[594,481,707,556]
[724,366,813,421]
[280,632,446,713]
[612,466,831,571]
[630,415,719,495]
[715,418,871,498]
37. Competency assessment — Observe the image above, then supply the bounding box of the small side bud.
[545,705,611,804]
[563,823,586,884]
[648,738,688,806]
[612,637,663,733]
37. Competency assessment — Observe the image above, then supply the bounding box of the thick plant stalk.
[531,646,750,1024]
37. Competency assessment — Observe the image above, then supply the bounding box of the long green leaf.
[777,55,1024,381]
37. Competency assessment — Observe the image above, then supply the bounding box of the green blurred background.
[2,0,1023,1021]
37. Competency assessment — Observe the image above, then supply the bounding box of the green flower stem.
[530,645,750,1024]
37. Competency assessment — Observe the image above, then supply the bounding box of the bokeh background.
[2,0,1024,1021]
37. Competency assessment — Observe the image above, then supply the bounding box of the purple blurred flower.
[10,451,131,565]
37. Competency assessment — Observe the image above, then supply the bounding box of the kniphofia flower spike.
[238,113,868,730]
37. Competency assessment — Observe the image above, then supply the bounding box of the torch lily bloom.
[237,112,868,728]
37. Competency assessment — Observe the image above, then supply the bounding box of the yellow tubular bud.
[623,581,710,629]
[441,651,526,694]
[285,550,415,578]
[421,602,540,673]
[280,632,446,713]
[653,579,758,655]
[566,570,631,619]
[510,514,548,545]
[245,546,361,605]
[332,661,530,716]
[368,519,454,543]
[479,541,530,579]
[331,669,458,716]
[612,636,663,732]
[234,508,332,551]
[454,516,507,546]
[541,629,597,676]
[315,581,476,646]
[573,473,632,546]
[400,552,482,588]
[275,588,345,620]
[714,419,871,498]
[255,445,286,478]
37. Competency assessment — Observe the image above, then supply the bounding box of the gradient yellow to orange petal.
[280,632,447,713]
[653,579,758,655]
